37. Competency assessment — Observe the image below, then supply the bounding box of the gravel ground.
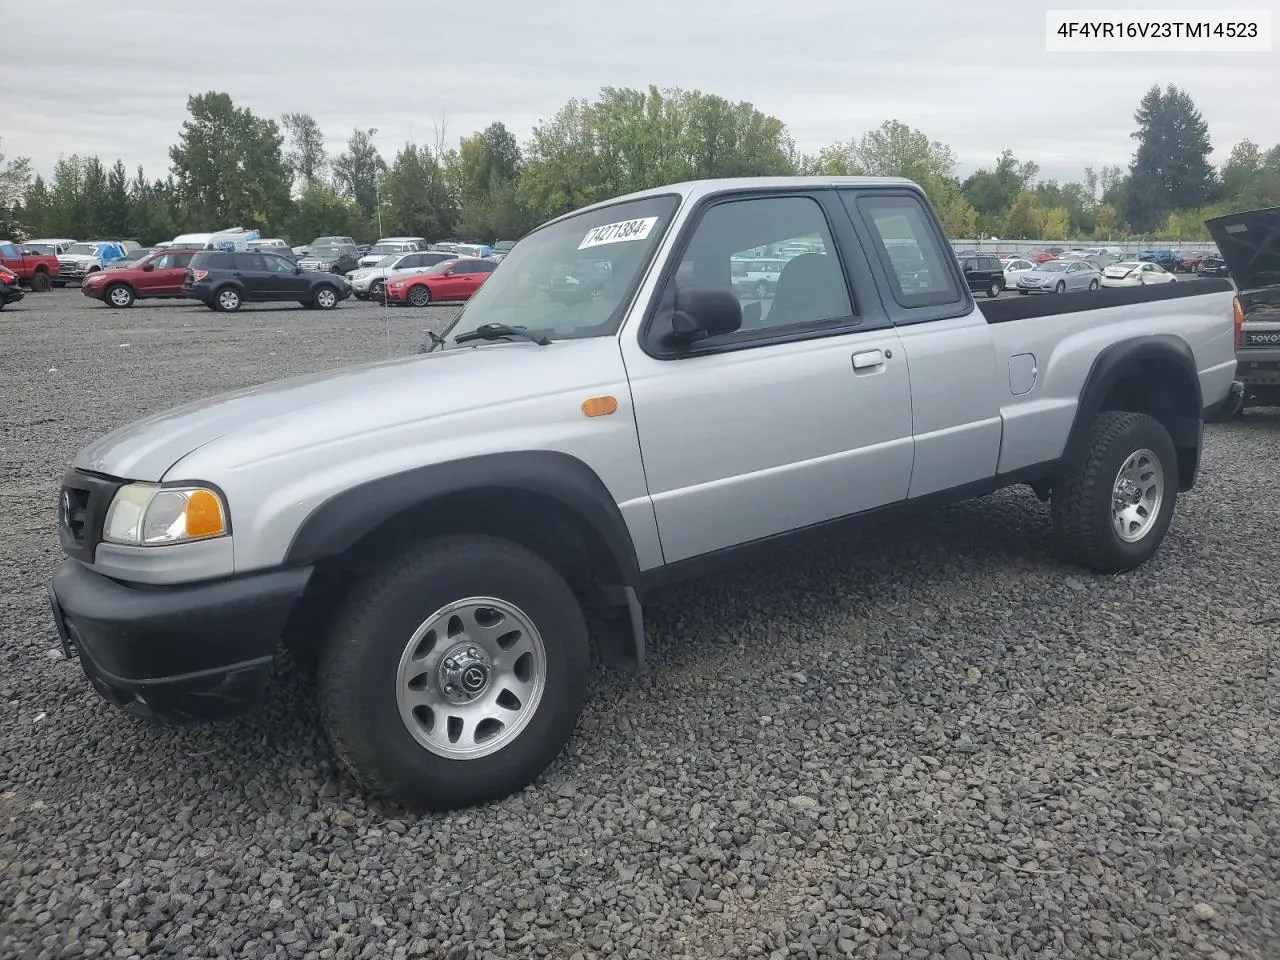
[2,288,1278,960]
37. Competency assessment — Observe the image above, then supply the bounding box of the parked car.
[1137,250,1178,270]
[103,247,157,270]
[346,251,458,300]
[1195,256,1230,279]
[248,239,296,261]
[730,256,786,298]
[55,241,129,285]
[183,249,352,312]
[356,240,422,269]
[1002,257,1037,287]
[1101,261,1178,288]
[81,248,202,308]
[46,174,1239,813]
[958,254,1006,298]
[298,243,360,275]
[382,257,498,306]
[1016,258,1102,294]
[23,238,78,258]
[1178,250,1213,273]
[0,264,25,308]
[0,239,60,291]
[1206,206,1280,411]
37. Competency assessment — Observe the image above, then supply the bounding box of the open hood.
[1204,206,1280,295]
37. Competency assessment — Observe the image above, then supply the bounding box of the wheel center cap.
[438,644,492,703]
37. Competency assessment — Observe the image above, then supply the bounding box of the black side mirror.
[294,266,303,274]
[140,263,154,272]
[657,286,742,346]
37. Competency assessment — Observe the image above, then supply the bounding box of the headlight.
[102,483,229,546]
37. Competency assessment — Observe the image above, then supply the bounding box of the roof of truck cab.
[542,176,922,227]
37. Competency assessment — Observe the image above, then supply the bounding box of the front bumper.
[1,286,24,305]
[49,559,312,723]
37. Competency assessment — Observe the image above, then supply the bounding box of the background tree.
[282,112,328,190]
[381,143,456,239]
[447,122,529,241]
[0,139,33,236]
[168,92,293,231]
[962,150,1039,234]
[284,182,367,244]
[331,128,387,221]
[1122,83,1217,232]
[854,120,957,210]
[103,160,132,237]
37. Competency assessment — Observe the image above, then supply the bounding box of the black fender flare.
[284,450,643,590]
[1061,334,1203,478]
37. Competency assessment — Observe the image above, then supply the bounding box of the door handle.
[852,349,885,370]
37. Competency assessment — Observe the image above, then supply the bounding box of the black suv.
[958,255,1006,298]
[184,250,352,312]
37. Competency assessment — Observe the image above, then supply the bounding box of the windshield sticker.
[578,217,658,250]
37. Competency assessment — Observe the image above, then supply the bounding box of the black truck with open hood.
[1205,205,1280,411]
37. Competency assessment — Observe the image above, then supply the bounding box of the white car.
[1101,261,1178,288]
[357,240,423,269]
[346,250,458,299]
[1002,257,1036,286]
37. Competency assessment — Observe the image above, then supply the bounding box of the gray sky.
[6,0,1277,187]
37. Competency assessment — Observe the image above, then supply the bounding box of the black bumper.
[1,287,23,306]
[48,559,312,724]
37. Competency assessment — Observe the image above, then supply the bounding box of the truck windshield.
[67,243,100,256]
[439,193,680,345]
[24,244,54,255]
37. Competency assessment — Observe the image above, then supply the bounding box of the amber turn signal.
[185,488,227,538]
[581,395,618,417]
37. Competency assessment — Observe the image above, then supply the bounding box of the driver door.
[260,253,307,296]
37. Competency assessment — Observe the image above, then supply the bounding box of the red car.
[0,264,25,309]
[382,257,499,307]
[79,247,202,307]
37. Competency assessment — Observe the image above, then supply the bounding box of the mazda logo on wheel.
[460,665,487,692]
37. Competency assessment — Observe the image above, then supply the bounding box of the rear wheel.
[1050,411,1178,573]
[105,284,134,308]
[986,280,1002,298]
[29,272,51,293]
[1055,281,1066,294]
[317,534,591,811]
[213,286,242,312]
[1088,279,1099,291]
[408,285,431,307]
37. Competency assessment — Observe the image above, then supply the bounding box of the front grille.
[58,469,126,564]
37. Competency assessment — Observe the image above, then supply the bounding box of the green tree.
[331,127,386,221]
[103,160,132,237]
[798,141,862,176]
[284,182,367,245]
[854,120,957,209]
[1041,206,1071,239]
[518,86,796,223]
[1003,191,1045,239]
[1123,83,1217,231]
[382,143,456,239]
[168,91,293,231]
[961,149,1040,233]
[447,122,530,241]
[938,191,978,238]
[18,175,52,237]
[0,139,33,236]
[127,167,181,245]
[282,112,328,190]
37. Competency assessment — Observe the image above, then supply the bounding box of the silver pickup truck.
[47,176,1241,811]
[1205,205,1280,411]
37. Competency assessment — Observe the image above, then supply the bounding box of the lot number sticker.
[578,217,658,250]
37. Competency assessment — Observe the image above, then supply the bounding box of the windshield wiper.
[454,323,551,346]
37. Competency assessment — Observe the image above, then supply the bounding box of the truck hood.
[1204,206,1280,296]
[73,340,615,481]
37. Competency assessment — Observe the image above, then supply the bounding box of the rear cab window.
[842,191,969,324]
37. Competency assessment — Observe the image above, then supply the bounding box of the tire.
[370,280,385,300]
[105,283,134,308]
[408,284,431,307]
[1088,279,1099,291]
[986,280,1002,298]
[312,285,339,310]
[1050,411,1178,574]
[1055,281,1066,294]
[213,286,242,312]
[754,281,769,299]
[317,534,591,811]
[30,272,51,293]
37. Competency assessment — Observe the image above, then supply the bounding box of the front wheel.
[318,534,591,811]
[370,280,385,300]
[408,285,431,307]
[1050,411,1178,573]
[312,285,339,309]
[1055,281,1066,294]
[105,283,134,308]
[1088,279,1099,291]
[986,280,1002,298]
